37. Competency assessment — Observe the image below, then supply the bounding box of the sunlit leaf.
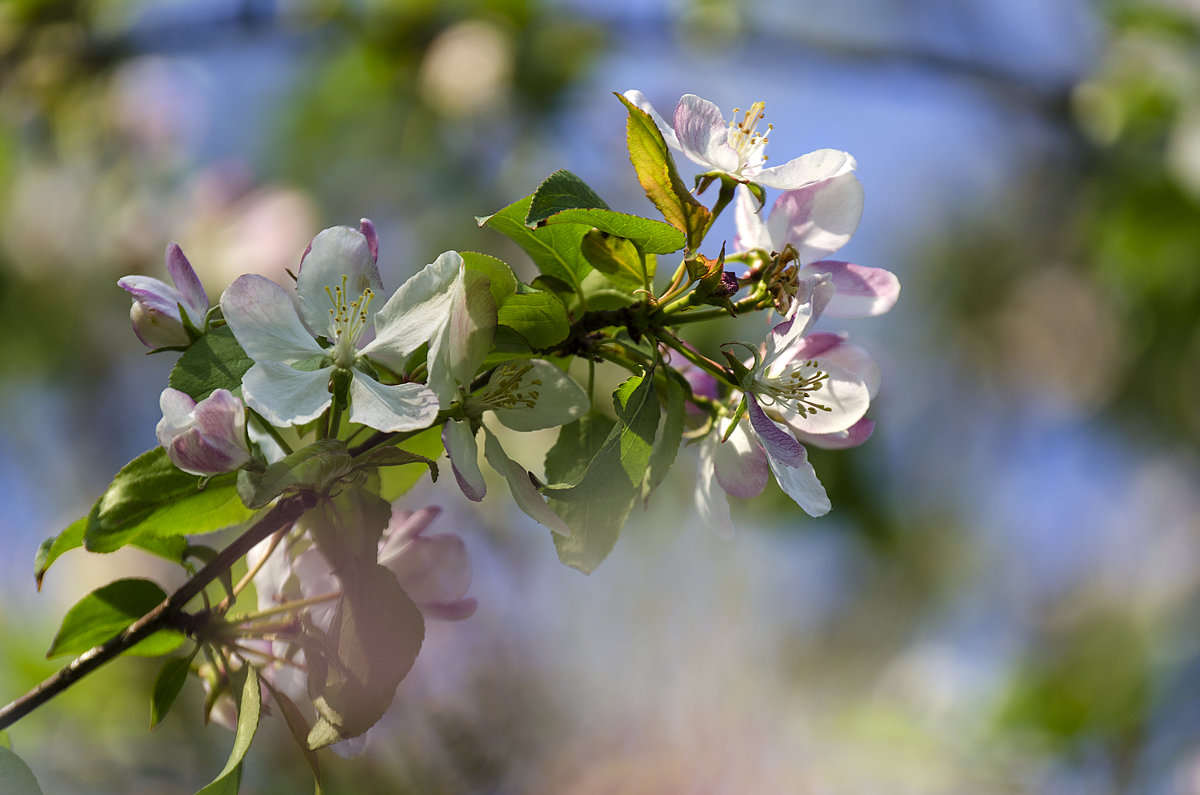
[196,665,261,795]
[47,578,184,659]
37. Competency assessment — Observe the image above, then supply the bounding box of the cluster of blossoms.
[22,89,898,790]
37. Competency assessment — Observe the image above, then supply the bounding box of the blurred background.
[1,0,1199,792]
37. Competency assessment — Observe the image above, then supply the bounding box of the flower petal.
[492,360,589,432]
[767,452,831,517]
[242,361,333,426]
[347,375,439,433]
[220,274,325,364]
[762,272,835,365]
[772,173,864,264]
[165,242,209,322]
[777,357,871,436]
[426,268,496,405]
[712,418,769,499]
[383,506,440,548]
[695,436,736,540]
[382,533,473,605]
[733,185,771,251]
[156,388,197,447]
[443,420,486,501]
[798,261,900,318]
[361,251,462,371]
[673,93,738,172]
[482,428,570,536]
[118,275,183,318]
[754,148,856,190]
[296,225,384,336]
[746,396,807,467]
[796,417,875,450]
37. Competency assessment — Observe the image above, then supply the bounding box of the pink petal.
[673,94,738,172]
[165,242,209,322]
[798,261,900,318]
[747,396,807,468]
[796,417,875,450]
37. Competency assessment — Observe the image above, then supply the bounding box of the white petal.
[767,453,831,517]
[673,93,737,171]
[482,429,570,536]
[733,185,771,251]
[773,173,864,264]
[165,242,209,322]
[777,358,870,436]
[797,261,901,319]
[712,419,768,499]
[156,388,197,447]
[296,225,383,336]
[348,375,439,432]
[443,420,486,501]
[754,149,856,190]
[360,251,462,371]
[220,275,324,365]
[426,268,496,405]
[242,361,333,426]
[695,437,735,540]
[492,360,589,432]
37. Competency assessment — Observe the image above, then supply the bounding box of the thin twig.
[0,491,318,731]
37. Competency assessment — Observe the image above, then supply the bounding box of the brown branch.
[0,491,319,732]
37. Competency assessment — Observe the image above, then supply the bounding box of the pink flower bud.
[118,243,210,349]
[156,388,251,476]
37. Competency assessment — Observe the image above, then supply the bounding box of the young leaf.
[477,195,593,300]
[525,169,610,224]
[262,679,322,790]
[83,448,253,554]
[460,251,518,307]
[151,648,198,729]
[537,207,684,255]
[642,370,687,504]
[378,426,444,502]
[545,371,661,573]
[168,325,254,401]
[236,439,354,509]
[497,292,571,349]
[580,230,649,290]
[36,513,190,588]
[0,745,44,795]
[196,665,261,795]
[47,578,184,659]
[617,92,712,252]
[306,561,424,749]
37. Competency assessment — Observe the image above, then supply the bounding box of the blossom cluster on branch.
[8,90,898,793]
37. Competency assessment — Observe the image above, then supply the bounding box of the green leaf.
[539,207,684,255]
[168,325,254,401]
[581,229,650,290]
[197,665,261,795]
[525,169,610,224]
[262,679,322,790]
[378,426,444,502]
[151,649,198,729]
[46,578,184,659]
[84,448,252,554]
[617,92,712,252]
[642,370,687,505]
[478,195,593,300]
[0,730,8,749]
[306,561,424,749]
[36,513,190,589]
[460,251,518,308]
[497,291,571,349]
[545,371,661,573]
[0,745,44,795]
[236,439,353,509]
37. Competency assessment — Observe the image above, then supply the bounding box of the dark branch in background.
[0,491,319,732]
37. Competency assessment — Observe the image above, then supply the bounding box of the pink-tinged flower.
[623,90,855,190]
[155,388,251,476]
[118,243,209,348]
[219,220,444,432]
[378,506,477,621]
[734,180,900,318]
[696,274,878,536]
